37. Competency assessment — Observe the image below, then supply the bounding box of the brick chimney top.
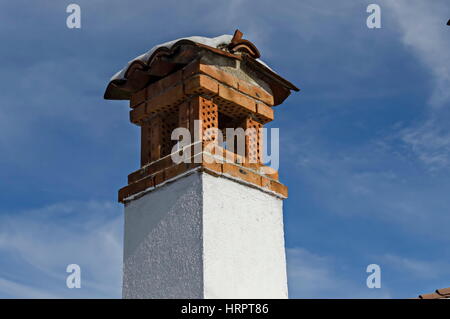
[105,30,298,203]
[104,30,299,105]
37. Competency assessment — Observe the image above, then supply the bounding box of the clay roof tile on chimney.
[104,30,299,104]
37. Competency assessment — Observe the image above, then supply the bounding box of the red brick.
[223,163,260,186]
[269,180,288,197]
[184,74,219,96]
[260,176,271,188]
[153,156,176,172]
[182,60,201,79]
[165,163,191,181]
[153,170,165,186]
[130,103,147,124]
[259,165,279,180]
[118,186,129,203]
[128,156,175,184]
[130,88,147,108]
[159,69,183,91]
[242,162,261,172]
[141,123,151,166]
[149,115,162,162]
[199,64,239,89]
[128,168,145,184]
[118,176,154,202]
[238,81,274,105]
[147,70,183,98]
[217,84,256,113]
[202,154,223,175]
[256,103,274,121]
[148,84,185,113]
[178,102,190,129]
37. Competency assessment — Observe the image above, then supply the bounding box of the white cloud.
[381,0,450,170]
[0,277,58,299]
[383,0,450,108]
[0,200,123,298]
[380,254,450,280]
[399,117,450,171]
[284,122,450,241]
[287,247,391,298]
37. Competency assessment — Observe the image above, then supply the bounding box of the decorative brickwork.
[105,32,298,202]
[243,116,263,164]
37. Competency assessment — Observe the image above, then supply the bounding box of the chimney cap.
[104,30,299,104]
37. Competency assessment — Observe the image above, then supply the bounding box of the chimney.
[104,30,299,299]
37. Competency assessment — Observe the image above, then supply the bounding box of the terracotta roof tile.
[436,287,450,296]
[419,292,443,299]
[104,30,299,104]
[417,287,450,299]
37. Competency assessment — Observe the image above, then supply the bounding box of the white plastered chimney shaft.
[122,172,288,299]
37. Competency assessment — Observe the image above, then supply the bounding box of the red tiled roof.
[417,287,450,299]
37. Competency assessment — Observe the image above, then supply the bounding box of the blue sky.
[0,0,449,298]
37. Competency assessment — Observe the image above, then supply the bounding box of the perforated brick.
[243,116,263,164]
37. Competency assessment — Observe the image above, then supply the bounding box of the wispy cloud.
[381,0,450,171]
[383,0,450,108]
[0,201,123,298]
[380,254,450,280]
[287,247,391,298]
[398,117,450,171]
[0,277,58,299]
[284,122,450,241]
